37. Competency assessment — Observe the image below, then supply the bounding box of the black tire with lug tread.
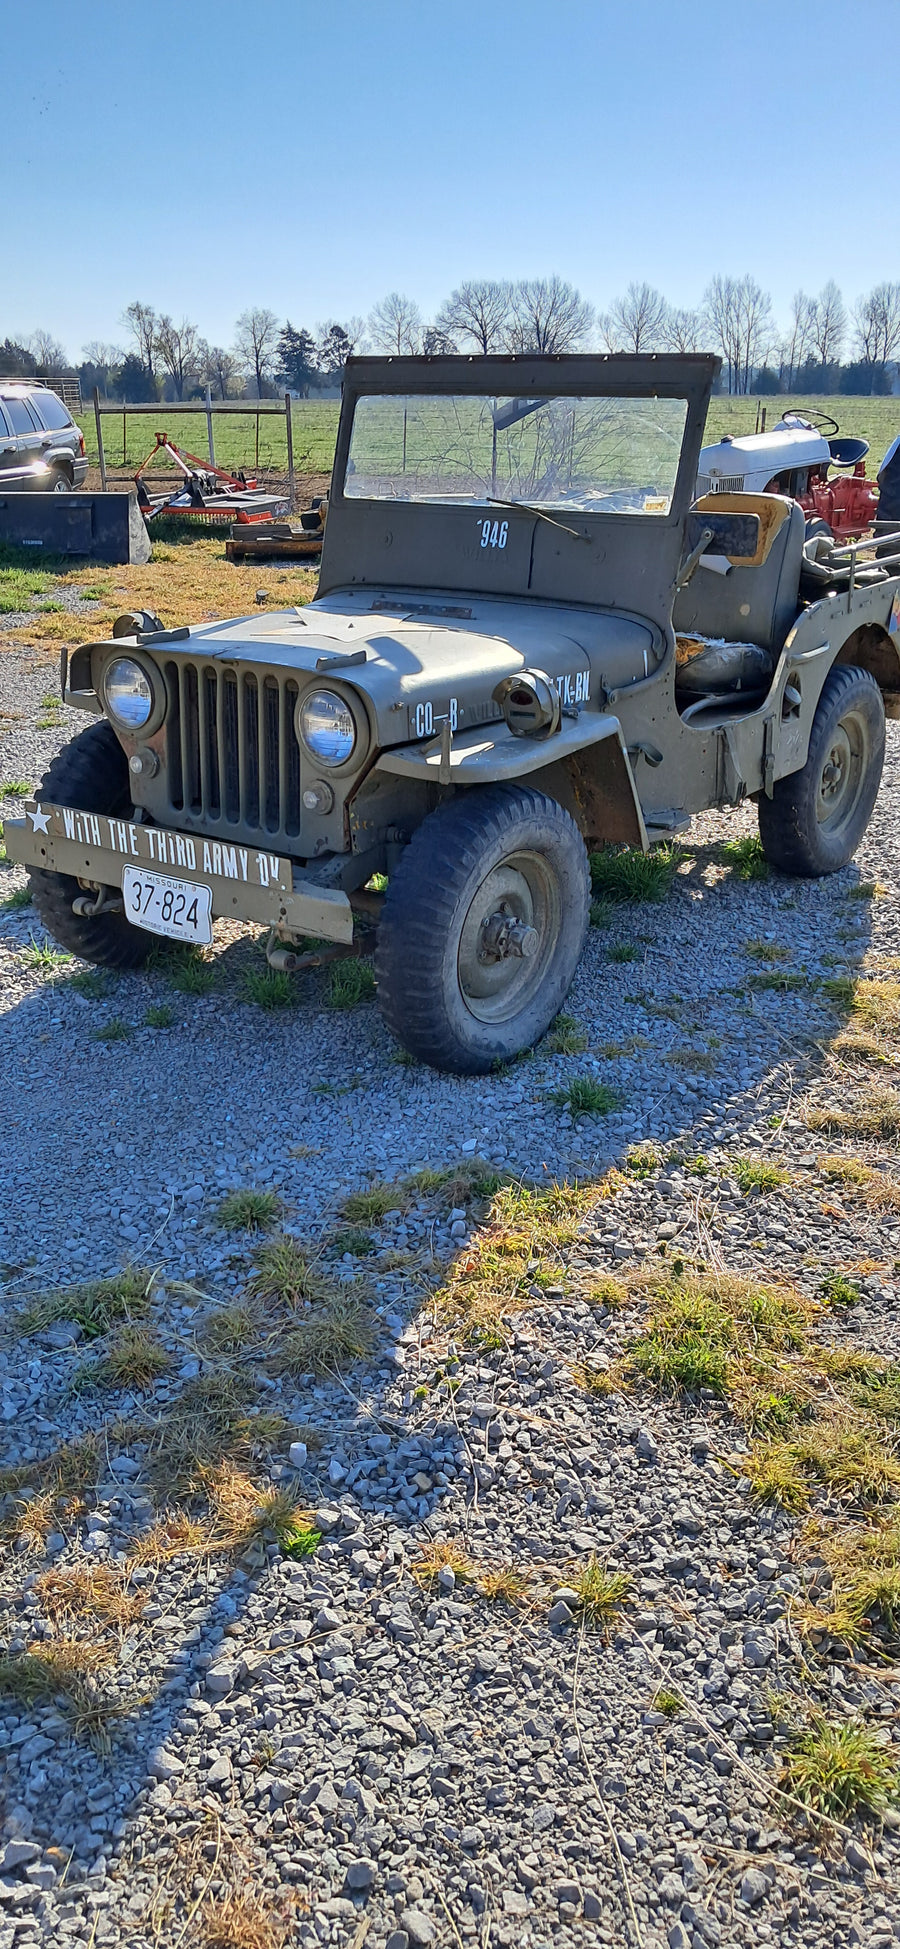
[758,663,885,876]
[375,783,590,1074]
[28,720,153,969]
[48,464,73,492]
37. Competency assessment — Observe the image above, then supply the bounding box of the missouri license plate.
[122,867,213,945]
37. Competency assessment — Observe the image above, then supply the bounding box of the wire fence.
[77,396,340,484]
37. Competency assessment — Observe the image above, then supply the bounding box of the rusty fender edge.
[1,806,354,946]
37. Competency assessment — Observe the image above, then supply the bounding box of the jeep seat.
[673,493,805,653]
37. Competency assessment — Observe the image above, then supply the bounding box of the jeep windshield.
[343,392,688,515]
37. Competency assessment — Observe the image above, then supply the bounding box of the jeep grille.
[164,660,302,839]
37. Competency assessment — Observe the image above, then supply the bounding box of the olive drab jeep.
[5,354,900,1072]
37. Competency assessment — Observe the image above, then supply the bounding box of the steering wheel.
[783,408,839,436]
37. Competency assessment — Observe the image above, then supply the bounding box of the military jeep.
[6,354,900,1072]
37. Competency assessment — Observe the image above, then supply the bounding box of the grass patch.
[589,843,679,903]
[216,1188,280,1233]
[479,1565,529,1604]
[573,1358,615,1397]
[820,1271,862,1309]
[93,1016,132,1043]
[247,1236,336,1309]
[626,1267,812,1411]
[96,1324,170,1390]
[144,1003,175,1028]
[607,941,641,963]
[0,779,33,798]
[205,1461,319,1556]
[745,939,789,962]
[732,1156,790,1194]
[342,1181,408,1224]
[327,958,376,1007]
[148,1369,284,1499]
[21,1266,154,1340]
[330,1227,376,1257]
[200,1303,261,1354]
[434,1177,595,1342]
[543,1012,588,1056]
[778,1714,900,1821]
[571,1556,632,1632]
[200,1889,291,1949]
[161,946,216,995]
[243,968,295,1009]
[271,1292,375,1376]
[653,1687,684,1717]
[69,969,110,999]
[1,885,32,912]
[625,1143,661,1179]
[722,832,769,880]
[748,971,810,992]
[553,1077,621,1117]
[23,937,71,971]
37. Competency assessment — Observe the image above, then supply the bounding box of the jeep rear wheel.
[375,785,590,1073]
[758,663,885,875]
[29,720,153,969]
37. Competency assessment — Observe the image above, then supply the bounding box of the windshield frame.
[332,352,719,533]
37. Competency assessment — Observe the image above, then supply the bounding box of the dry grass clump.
[587,1275,629,1309]
[745,1419,900,1515]
[778,1713,900,1820]
[404,1159,503,1205]
[803,1085,900,1141]
[412,1539,475,1589]
[128,1511,211,1566]
[479,1565,529,1605]
[270,1291,375,1376]
[818,1154,900,1211]
[823,974,900,1036]
[793,1514,900,1654]
[147,1369,284,1497]
[200,1303,262,1354]
[204,1461,319,1556]
[200,1889,291,1949]
[34,1564,144,1629]
[1,1493,57,1552]
[20,1266,155,1339]
[573,1359,616,1397]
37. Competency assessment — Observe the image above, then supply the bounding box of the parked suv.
[0,383,87,491]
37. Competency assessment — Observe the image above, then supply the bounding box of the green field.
[76,393,899,484]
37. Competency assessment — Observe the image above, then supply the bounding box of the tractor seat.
[673,492,805,654]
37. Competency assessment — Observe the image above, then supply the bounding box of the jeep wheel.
[758,663,885,876]
[28,720,153,969]
[375,785,590,1074]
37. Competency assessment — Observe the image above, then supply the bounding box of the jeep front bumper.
[2,802,354,944]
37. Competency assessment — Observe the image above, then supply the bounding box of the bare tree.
[234,307,280,396]
[660,306,706,353]
[810,280,846,367]
[434,279,513,354]
[123,301,158,383]
[82,340,125,368]
[368,292,423,354]
[503,276,593,354]
[599,282,668,353]
[781,290,816,387]
[27,328,68,369]
[703,274,773,393]
[155,314,201,399]
[198,342,241,399]
[854,282,900,367]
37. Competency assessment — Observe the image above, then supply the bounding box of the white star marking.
[28,806,50,834]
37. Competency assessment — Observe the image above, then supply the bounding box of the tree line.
[3,274,899,402]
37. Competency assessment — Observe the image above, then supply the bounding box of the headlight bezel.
[100,650,165,737]
[296,686,364,770]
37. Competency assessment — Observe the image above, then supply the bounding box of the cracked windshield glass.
[344,391,688,514]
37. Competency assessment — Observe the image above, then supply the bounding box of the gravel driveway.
[1,642,899,1949]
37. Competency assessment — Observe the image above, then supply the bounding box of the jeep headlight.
[297,689,357,766]
[103,656,154,731]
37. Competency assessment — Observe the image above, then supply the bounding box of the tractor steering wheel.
[783,408,839,436]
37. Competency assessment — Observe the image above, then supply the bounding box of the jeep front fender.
[374,712,648,850]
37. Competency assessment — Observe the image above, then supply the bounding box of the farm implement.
[134,431,291,524]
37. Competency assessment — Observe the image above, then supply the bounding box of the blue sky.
[4,0,896,357]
